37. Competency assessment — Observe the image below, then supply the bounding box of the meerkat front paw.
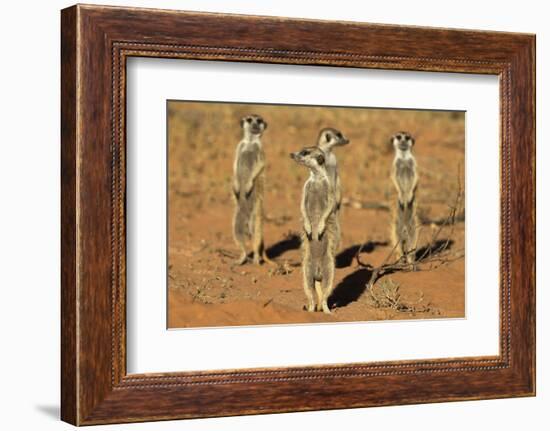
[316,222,326,240]
[321,301,331,314]
[304,222,313,240]
[232,181,240,199]
[244,182,254,198]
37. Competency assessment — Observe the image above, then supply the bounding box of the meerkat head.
[290,146,326,172]
[240,114,267,137]
[317,127,350,152]
[391,131,415,153]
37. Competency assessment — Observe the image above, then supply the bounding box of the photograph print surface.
[167,100,465,328]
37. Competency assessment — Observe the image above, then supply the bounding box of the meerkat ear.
[240,118,244,128]
[411,137,415,146]
[263,120,268,130]
[316,154,325,165]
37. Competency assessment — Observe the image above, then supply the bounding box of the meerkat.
[317,127,349,252]
[390,131,418,265]
[290,146,338,314]
[317,127,350,211]
[232,114,271,265]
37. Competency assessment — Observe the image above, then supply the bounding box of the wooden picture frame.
[61,4,535,425]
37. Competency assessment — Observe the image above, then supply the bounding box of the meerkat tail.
[320,254,335,314]
[234,201,253,239]
[393,197,417,263]
[302,261,315,312]
[314,281,323,312]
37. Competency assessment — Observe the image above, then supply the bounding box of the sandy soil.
[167,102,465,328]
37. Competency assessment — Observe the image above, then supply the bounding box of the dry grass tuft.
[366,278,439,314]
[268,261,295,277]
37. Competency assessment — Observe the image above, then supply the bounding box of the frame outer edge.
[61,4,536,424]
[61,5,79,426]
[508,35,536,395]
[526,35,536,395]
[524,34,536,395]
[531,34,536,396]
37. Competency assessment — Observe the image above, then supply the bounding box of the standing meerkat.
[232,114,271,265]
[390,131,418,264]
[290,146,338,314]
[317,127,350,211]
[317,127,349,252]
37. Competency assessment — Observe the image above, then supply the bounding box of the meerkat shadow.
[266,233,301,259]
[415,239,455,260]
[328,268,375,309]
[335,241,388,269]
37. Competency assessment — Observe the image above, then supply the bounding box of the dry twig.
[366,278,438,314]
[357,164,465,290]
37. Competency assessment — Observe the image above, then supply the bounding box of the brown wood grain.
[61,4,535,425]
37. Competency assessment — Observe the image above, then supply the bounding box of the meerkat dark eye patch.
[316,154,325,165]
[325,133,331,141]
[246,117,253,123]
[300,150,309,156]
[336,132,342,138]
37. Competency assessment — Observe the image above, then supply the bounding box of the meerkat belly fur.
[232,114,271,265]
[291,146,338,314]
[317,128,349,252]
[390,131,418,265]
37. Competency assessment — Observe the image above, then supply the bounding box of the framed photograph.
[61,4,535,425]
